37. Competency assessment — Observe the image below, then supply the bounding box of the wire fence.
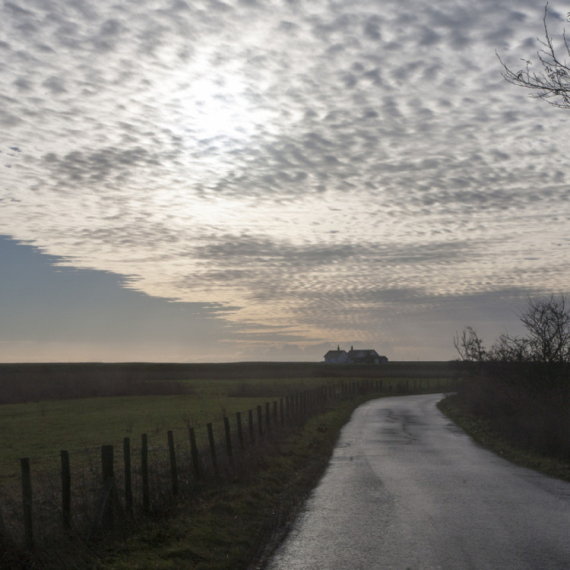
[0,377,457,562]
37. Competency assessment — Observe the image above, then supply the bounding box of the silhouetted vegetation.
[451,295,570,462]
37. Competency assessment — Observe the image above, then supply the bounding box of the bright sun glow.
[186,76,252,140]
[164,70,269,144]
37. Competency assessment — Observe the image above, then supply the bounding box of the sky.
[1,0,569,363]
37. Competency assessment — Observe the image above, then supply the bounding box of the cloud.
[0,0,569,359]
[42,146,165,185]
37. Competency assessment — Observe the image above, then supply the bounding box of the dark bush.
[455,373,570,460]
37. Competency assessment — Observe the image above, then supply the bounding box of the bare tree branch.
[454,294,570,369]
[454,326,486,362]
[497,4,570,108]
[519,294,570,363]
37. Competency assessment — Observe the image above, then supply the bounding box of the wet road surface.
[266,394,570,570]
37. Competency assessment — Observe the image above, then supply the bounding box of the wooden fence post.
[101,445,114,481]
[101,445,114,530]
[123,438,133,515]
[224,417,233,465]
[189,427,201,480]
[141,434,150,513]
[61,450,71,530]
[207,423,219,476]
[167,431,178,496]
[20,458,33,550]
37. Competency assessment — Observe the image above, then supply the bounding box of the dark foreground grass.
[5,397,370,570]
[438,395,570,483]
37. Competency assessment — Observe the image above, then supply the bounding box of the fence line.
[0,376,460,552]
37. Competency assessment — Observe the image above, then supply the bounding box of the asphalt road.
[266,394,570,570]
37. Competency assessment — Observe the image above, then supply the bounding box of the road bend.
[265,394,570,570]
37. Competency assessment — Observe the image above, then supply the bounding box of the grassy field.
[0,393,254,484]
[0,361,457,483]
[0,376,339,484]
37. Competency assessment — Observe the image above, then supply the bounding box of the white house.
[323,346,350,364]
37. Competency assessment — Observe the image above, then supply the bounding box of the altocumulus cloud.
[1,0,570,359]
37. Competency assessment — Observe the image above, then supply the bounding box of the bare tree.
[454,294,570,366]
[488,332,532,363]
[497,5,570,109]
[453,326,486,362]
[520,294,570,363]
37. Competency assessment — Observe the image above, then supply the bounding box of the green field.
[0,377,325,484]
[0,362,456,483]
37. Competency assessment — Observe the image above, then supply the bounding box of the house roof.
[347,349,379,357]
[324,350,347,357]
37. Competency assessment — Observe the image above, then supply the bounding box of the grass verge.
[438,394,570,483]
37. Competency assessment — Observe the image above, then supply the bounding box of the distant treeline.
[0,363,193,405]
[0,361,455,405]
